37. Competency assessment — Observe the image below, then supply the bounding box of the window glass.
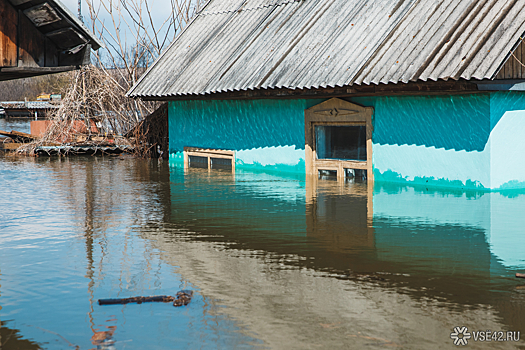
[211,157,232,170]
[188,155,208,168]
[315,125,366,161]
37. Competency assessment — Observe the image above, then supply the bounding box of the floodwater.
[0,118,31,134]
[0,153,524,349]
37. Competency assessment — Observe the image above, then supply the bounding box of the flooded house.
[4,2,525,347]
[128,0,525,191]
[0,0,102,81]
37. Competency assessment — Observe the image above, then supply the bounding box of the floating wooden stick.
[98,290,194,307]
[173,291,193,307]
[516,273,525,279]
[98,295,175,305]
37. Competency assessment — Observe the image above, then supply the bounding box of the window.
[305,98,373,181]
[184,147,235,172]
[315,125,367,161]
[188,155,208,169]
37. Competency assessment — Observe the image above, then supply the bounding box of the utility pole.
[78,0,83,23]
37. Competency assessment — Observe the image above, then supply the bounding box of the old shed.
[128,0,525,190]
[0,0,102,81]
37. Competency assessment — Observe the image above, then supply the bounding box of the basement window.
[210,157,233,170]
[318,169,338,180]
[344,168,367,181]
[184,147,235,172]
[188,155,208,169]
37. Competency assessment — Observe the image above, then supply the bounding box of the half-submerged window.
[184,147,235,172]
[318,167,368,182]
[305,98,373,181]
[344,168,367,182]
[188,155,208,169]
[210,157,233,170]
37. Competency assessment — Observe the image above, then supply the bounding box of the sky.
[64,0,177,30]
[60,0,198,65]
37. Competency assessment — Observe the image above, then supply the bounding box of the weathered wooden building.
[129,0,525,190]
[0,100,58,118]
[0,0,102,81]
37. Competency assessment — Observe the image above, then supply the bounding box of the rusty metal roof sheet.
[128,0,525,98]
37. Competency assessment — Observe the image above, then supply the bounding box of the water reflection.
[0,156,524,349]
[0,321,42,349]
[306,176,374,252]
[0,157,261,349]
[155,165,525,348]
[90,321,117,350]
[0,118,31,134]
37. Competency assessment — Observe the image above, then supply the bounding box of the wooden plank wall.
[44,38,58,66]
[18,10,46,67]
[495,39,525,80]
[0,0,59,68]
[133,103,169,159]
[0,0,18,67]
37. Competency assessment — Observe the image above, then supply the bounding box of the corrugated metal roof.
[0,101,60,109]
[128,0,525,98]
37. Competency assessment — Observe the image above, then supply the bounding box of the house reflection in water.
[306,176,374,250]
[6,157,520,348]
[151,165,525,348]
[9,156,520,349]
[305,174,525,335]
[305,174,525,277]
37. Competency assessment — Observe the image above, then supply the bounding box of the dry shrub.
[17,65,157,156]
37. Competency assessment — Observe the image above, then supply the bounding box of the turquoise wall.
[368,94,491,189]
[168,99,323,173]
[489,92,525,189]
[371,94,490,151]
[168,92,525,189]
[368,92,525,190]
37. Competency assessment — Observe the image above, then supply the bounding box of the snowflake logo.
[450,326,471,346]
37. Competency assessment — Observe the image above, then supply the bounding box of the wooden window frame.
[305,98,373,181]
[183,146,235,172]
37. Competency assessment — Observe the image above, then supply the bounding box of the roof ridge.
[201,0,298,16]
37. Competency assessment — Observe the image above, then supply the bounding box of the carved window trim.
[304,98,373,181]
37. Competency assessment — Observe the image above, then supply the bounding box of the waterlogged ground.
[0,154,524,349]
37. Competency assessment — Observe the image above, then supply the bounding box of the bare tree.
[17,66,138,155]
[16,0,205,156]
[86,0,206,90]
[82,0,206,147]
